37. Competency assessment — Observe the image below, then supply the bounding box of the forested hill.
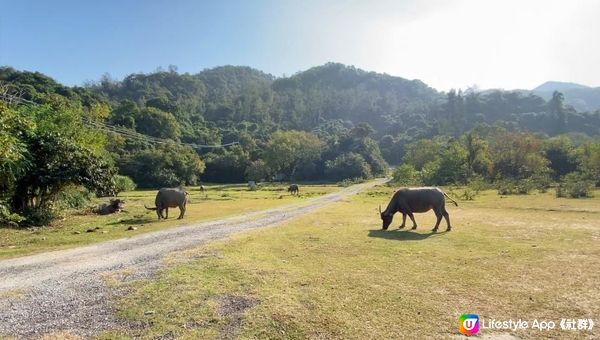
[2,63,600,185]
[89,63,440,134]
[87,62,600,140]
[4,63,600,141]
[2,63,600,226]
[532,81,600,112]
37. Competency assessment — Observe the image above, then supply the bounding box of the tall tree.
[549,91,566,134]
[263,130,323,180]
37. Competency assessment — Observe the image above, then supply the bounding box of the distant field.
[0,183,338,259]
[101,186,600,339]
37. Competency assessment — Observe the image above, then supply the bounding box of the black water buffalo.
[145,188,189,220]
[94,199,125,215]
[380,187,458,232]
[288,184,299,195]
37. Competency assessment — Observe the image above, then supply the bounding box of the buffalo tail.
[443,192,458,206]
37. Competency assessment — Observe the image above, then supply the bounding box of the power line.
[0,92,239,150]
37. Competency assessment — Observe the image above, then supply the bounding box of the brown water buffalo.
[380,187,458,232]
[145,188,189,220]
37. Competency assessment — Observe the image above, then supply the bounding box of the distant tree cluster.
[392,128,599,198]
[1,63,600,225]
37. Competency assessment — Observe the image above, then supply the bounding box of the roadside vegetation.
[0,183,337,259]
[99,185,600,339]
[2,64,600,230]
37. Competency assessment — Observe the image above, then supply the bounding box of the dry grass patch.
[103,186,600,339]
[0,183,337,259]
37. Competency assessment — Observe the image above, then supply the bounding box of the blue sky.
[1,0,599,91]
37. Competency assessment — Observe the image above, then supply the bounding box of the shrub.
[21,207,57,226]
[338,178,364,187]
[245,160,271,182]
[461,187,477,201]
[0,203,25,227]
[55,185,95,210]
[556,172,594,198]
[325,153,372,181]
[496,179,534,195]
[467,175,489,192]
[419,160,441,185]
[114,175,137,196]
[392,164,420,186]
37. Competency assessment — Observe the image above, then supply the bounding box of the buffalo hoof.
[446,227,452,232]
[411,226,417,230]
[432,228,438,232]
[398,225,405,229]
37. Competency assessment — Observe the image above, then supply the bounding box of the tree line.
[1,63,599,225]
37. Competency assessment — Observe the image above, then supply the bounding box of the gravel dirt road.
[0,180,384,338]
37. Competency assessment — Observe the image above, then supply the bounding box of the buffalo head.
[379,205,393,230]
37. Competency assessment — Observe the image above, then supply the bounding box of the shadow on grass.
[368,229,448,241]
[108,217,154,226]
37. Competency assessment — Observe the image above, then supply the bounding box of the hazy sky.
[1,0,598,91]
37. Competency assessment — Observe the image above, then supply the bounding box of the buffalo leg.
[432,209,443,232]
[177,204,186,219]
[443,209,452,231]
[399,213,407,229]
[407,212,418,229]
[165,208,169,219]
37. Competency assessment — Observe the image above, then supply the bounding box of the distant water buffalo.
[94,199,125,215]
[199,185,206,193]
[145,188,189,220]
[288,184,299,195]
[380,187,458,231]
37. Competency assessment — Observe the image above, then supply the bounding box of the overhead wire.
[0,92,239,150]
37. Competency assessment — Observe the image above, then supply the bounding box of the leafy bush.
[556,172,594,198]
[461,187,477,200]
[113,175,136,196]
[392,164,420,186]
[419,160,442,185]
[467,175,489,192]
[119,143,205,188]
[338,178,364,187]
[325,153,372,181]
[55,185,95,209]
[496,179,534,195]
[531,173,552,193]
[21,207,57,226]
[515,179,535,195]
[460,176,489,200]
[245,160,271,182]
[0,203,25,227]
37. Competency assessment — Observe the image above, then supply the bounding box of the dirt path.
[0,180,384,338]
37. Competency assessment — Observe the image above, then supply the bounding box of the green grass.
[101,185,600,339]
[0,183,338,259]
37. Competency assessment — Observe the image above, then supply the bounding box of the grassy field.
[99,185,600,339]
[0,183,338,259]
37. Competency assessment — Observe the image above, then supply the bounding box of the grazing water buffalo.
[145,188,189,220]
[199,185,206,193]
[288,184,299,195]
[380,187,458,231]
